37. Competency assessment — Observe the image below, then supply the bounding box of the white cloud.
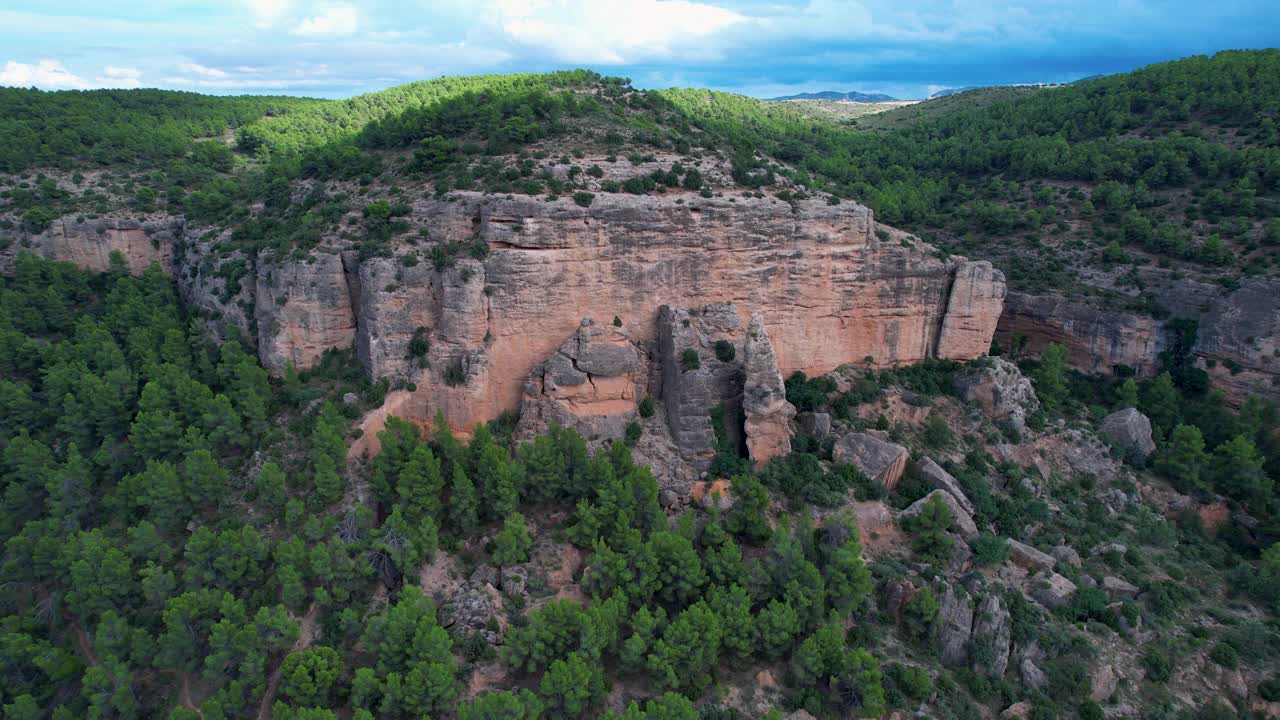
[0,59,90,88]
[179,62,230,79]
[488,0,749,64]
[0,59,144,90]
[291,5,358,36]
[242,0,292,27]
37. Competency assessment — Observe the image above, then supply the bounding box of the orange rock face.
[6,217,180,275]
[358,192,1005,432]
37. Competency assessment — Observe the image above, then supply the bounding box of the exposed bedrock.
[742,312,797,467]
[4,193,1009,436]
[359,193,1005,433]
[996,279,1280,405]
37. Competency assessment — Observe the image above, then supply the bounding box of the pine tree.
[313,454,344,506]
[397,445,443,524]
[1154,424,1207,492]
[1116,377,1139,408]
[1033,342,1068,411]
[909,494,954,565]
[492,512,533,567]
[256,461,287,513]
[448,462,479,534]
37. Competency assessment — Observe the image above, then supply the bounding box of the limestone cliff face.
[997,279,1280,405]
[1,217,181,275]
[3,192,1009,436]
[254,251,359,372]
[358,192,1004,433]
[742,313,796,466]
[995,292,1162,375]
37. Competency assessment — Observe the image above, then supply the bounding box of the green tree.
[1140,372,1181,434]
[909,493,954,565]
[457,689,544,720]
[1211,435,1272,504]
[398,445,444,524]
[902,587,940,642]
[449,461,479,534]
[755,599,801,658]
[825,534,873,616]
[1033,343,1068,411]
[646,601,722,692]
[1155,424,1208,492]
[539,653,605,719]
[1116,377,1139,408]
[256,461,287,513]
[492,512,533,567]
[281,647,342,707]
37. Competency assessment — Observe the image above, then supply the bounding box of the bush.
[1208,642,1238,669]
[971,535,1011,565]
[638,396,655,418]
[1141,646,1171,683]
[624,421,642,447]
[680,349,701,371]
[922,413,954,449]
[713,339,735,362]
[573,191,594,207]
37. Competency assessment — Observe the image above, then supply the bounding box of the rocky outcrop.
[971,594,1012,678]
[1,216,182,275]
[938,260,1007,359]
[901,489,979,539]
[995,291,1161,376]
[1099,407,1156,460]
[9,192,1010,436]
[938,583,975,666]
[514,318,646,442]
[953,357,1039,432]
[1196,278,1280,405]
[1029,572,1077,609]
[1008,540,1057,572]
[656,304,746,469]
[742,313,796,466]
[833,432,909,490]
[997,278,1280,406]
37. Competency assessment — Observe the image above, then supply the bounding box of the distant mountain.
[928,86,978,99]
[768,90,898,102]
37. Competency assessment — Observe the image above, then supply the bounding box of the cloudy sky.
[1,1,1277,100]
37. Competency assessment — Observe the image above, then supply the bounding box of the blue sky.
[1,1,1277,99]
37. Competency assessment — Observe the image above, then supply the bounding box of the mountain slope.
[769,90,899,102]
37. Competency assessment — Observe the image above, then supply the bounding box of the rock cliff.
[3,192,1009,436]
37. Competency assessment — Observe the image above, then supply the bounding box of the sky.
[0,1,1277,100]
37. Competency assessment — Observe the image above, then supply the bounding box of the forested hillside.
[4,51,1280,720]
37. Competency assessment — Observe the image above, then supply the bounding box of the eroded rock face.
[972,594,1012,678]
[656,304,746,469]
[938,260,1007,360]
[2,216,181,275]
[514,318,646,442]
[995,291,1161,376]
[938,583,975,666]
[9,192,1010,436]
[833,432,909,490]
[742,313,796,466]
[918,457,975,515]
[255,251,359,372]
[1196,278,1280,405]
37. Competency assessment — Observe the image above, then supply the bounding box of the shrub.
[573,191,594,207]
[680,349,701,371]
[623,421,642,447]
[713,339,736,362]
[1141,646,1171,682]
[971,535,1011,565]
[638,396,655,418]
[444,360,467,386]
[922,413,953,449]
[1208,642,1238,669]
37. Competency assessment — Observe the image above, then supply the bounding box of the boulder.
[833,432,909,490]
[901,489,979,540]
[1102,575,1139,599]
[1090,664,1119,703]
[1029,572,1077,610]
[1007,539,1057,572]
[883,578,915,621]
[796,411,832,438]
[953,356,1039,432]
[971,593,1012,678]
[938,583,975,666]
[691,479,734,511]
[1020,657,1048,691]
[1001,701,1033,720]
[851,501,894,536]
[742,313,797,466]
[1091,542,1127,557]
[1100,407,1156,460]
[918,457,975,515]
[1051,545,1082,568]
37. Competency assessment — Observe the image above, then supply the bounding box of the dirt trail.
[255,604,320,720]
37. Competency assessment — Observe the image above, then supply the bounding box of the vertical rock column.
[936,260,1006,360]
[742,313,796,467]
